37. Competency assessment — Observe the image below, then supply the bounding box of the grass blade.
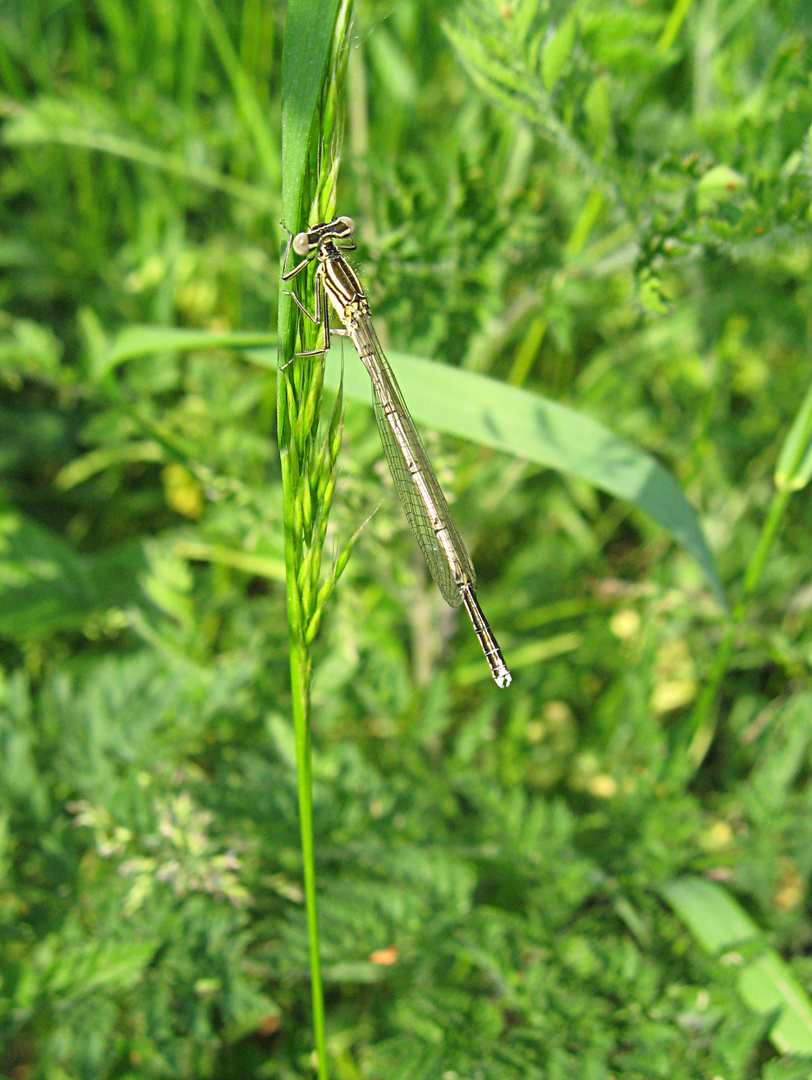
[661,876,812,1055]
[98,325,724,605]
[323,349,725,606]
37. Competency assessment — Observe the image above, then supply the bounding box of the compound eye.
[337,216,355,236]
[292,232,311,256]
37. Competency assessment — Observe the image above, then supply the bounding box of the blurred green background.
[2,0,812,1076]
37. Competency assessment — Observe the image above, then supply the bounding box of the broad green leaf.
[584,74,611,152]
[696,164,746,192]
[98,326,724,603]
[662,876,812,1055]
[320,349,725,605]
[0,315,63,379]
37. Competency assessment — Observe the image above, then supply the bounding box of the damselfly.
[282,216,511,689]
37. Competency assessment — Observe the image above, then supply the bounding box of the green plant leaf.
[541,12,576,92]
[661,876,812,1055]
[96,325,725,603]
[0,504,284,641]
[775,378,812,491]
[278,0,344,380]
[192,0,279,190]
[696,164,748,211]
[746,694,812,815]
[280,0,343,226]
[2,96,267,206]
[103,324,276,377]
[320,349,725,606]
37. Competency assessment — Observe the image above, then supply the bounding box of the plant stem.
[278,2,355,1073]
[279,372,330,1077]
[288,629,327,1078]
[685,485,793,771]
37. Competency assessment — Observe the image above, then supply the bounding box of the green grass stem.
[685,449,807,771]
[278,1,354,1074]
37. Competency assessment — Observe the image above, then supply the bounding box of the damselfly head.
[293,217,354,256]
[292,231,312,256]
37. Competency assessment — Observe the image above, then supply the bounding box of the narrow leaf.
[541,12,576,91]
[105,325,276,376]
[662,876,812,1055]
[319,349,725,605]
[775,379,812,491]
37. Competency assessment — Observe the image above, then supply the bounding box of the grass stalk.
[278,1,355,1074]
[684,472,800,772]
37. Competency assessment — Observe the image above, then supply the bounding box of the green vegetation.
[2,0,812,1076]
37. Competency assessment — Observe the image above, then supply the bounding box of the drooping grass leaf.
[97,324,725,604]
[2,96,267,206]
[322,349,725,606]
[104,325,276,377]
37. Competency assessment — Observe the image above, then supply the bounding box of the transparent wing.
[351,314,475,608]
